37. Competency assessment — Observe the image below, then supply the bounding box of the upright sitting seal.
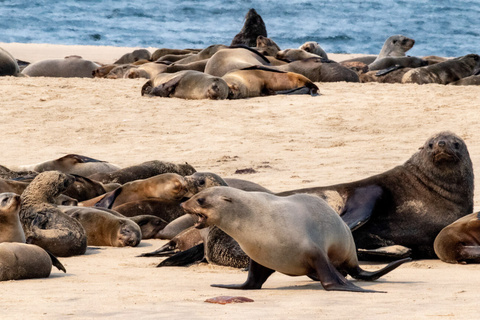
[182,187,410,292]
[434,212,480,264]
[0,192,26,243]
[19,171,87,257]
[230,8,267,47]
[278,131,474,260]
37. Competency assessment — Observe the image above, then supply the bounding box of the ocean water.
[0,0,479,57]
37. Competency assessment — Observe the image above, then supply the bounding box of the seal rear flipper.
[375,64,404,76]
[458,246,480,263]
[357,245,412,262]
[137,240,178,257]
[313,253,381,293]
[349,257,411,281]
[45,250,67,273]
[94,187,123,209]
[211,259,274,290]
[341,185,383,231]
[157,243,205,267]
[276,83,319,97]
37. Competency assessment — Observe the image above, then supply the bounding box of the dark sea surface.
[0,0,479,57]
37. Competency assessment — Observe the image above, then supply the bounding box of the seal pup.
[371,35,415,63]
[402,54,480,85]
[141,70,229,100]
[88,160,196,185]
[230,8,267,47]
[276,49,321,61]
[21,56,100,78]
[19,171,87,257]
[182,187,410,292]
[59,206,141,247]
[12,154,120,177]
[0,47,20,76]
[434,212,480,264]
[278,131,474,259]
[0,193,26,243]
[80,173,189,208]
[298,41,328,59]
[222,66,319,99]
[162,44,227,65]
[0,242,66,281]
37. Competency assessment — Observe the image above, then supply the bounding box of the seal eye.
[1,197,8,205]
[454,142,460,149]
[428,143,433,149]
[199,179,205,186]
[197,198,205,206]
[393,40,398,44]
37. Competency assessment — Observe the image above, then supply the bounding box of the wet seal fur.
[182,186,410,292]
[277,131,474,260]
[434,211,480,264]
[19,171,87,257]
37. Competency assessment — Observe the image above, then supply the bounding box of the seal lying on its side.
[434,212,480,264]
[21,56,100,78]
[182,187,410,292]
[277,131,474,260]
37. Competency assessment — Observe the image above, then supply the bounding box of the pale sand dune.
[1,43,480,319]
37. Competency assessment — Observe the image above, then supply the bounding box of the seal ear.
[221,196,232,203]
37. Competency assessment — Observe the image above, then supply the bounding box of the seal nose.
[438,140,446,147]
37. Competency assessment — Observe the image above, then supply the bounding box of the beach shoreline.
[1,42,479,319]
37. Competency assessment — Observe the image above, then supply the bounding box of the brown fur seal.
[368,56,427,71]
[230,8,267,47]
[80,173,189,208]
[151,48,201,62]
[13,154,120,177]
[448,74,480,86]
[402,54,480,85]
[360,67,414,83]
[88,160,195,184]
[255,36,281,57]
[128,214,167,239]
[0,193,26,243]
[0,47,20,76]
[0,242,66,281]
[182,186,410,292]
[0,178,29,195]
[278,131,474,260]
[19,171,87,257]
[114,49,151,64]
[139,226,204,257]
[276,49,321,61]
[59,206,141,247]
[165,44,228,65]
[433,212,480,264]
[276,57,359,83]
[298,41,328,59]
[204,47,271,77]
[124,62,169,79]
[373,35,415,62]
[222,66,319,99]
[142,70,229,100]
[21,56,100,78]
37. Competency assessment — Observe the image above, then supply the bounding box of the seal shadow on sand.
[269,278,418,291]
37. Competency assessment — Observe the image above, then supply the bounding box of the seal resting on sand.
[277,131,474,260]
[19,171,87,257]
[182,187,410,292]
[21,56,100,78]
[434,211,480,264]
[0,47,20,76]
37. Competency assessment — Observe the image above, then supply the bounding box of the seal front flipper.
[94,187,123,209]
[45,250,67,273]
[375,64,404,76]
[156,243,205,267]
[211,259,274,290]
[340,185,383,231]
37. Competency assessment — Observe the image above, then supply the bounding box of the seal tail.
[157,243,205,267]
[348,257,411,281]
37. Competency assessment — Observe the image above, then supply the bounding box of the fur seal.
[230,8,267,47]
[151,48,201,62]
[0,242,66,281]
[278,131,474,260]
[0,47,20,76]
[368,56,427,71]
[0,193,26,243]
[124,62,169,79]
[59,206,141,247]
[298,41,328,59]
[222,66,319,99]
[114,49,151,64]
[21,56,100,78]
[433,212,480,264]
[255,36,281,57]
[80,173,189,208]
[19,171,87,257]
[113,199,185,221]
[182,186,410,292]
[88,160,196,185]
[142,70,229,100]
[276,49,321,61]
[13,154,120,177]
[448,75,480,86]
[164,44,228,65]
[204,47,271,77]
[276,57,359,82]
[128,214,167,239]
[360,67,414,84]
[402,54,480,85]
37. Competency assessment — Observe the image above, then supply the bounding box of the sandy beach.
[1,42,480,319]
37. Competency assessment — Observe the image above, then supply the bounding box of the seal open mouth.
[181,202,208,229]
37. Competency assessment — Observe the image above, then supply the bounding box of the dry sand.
[1,42,480,319]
